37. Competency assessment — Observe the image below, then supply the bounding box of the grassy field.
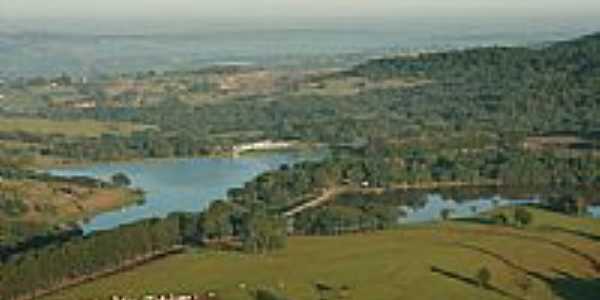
[44,208,600,300]
[292,76,431,97]
[0,179,142,225]
[0,117,146,138]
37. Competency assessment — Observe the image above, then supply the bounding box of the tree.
[491,212,508,225]
[470,205,478,214]
[241,211,287,254]
[54,73,72,86]
[0,216,183,299]
[476,267,491,288]
[111,172,132,187]
[514,207,533,227]
[440,208,454,221]
[169,212,202,244]
[202,200,235,240]
[575,197,587,216]
[364,204,397,230]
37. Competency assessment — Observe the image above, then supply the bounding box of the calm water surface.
[51,151,322,233]
[399,194,600,223]
[588,206,600,218]
[399,194,541,224]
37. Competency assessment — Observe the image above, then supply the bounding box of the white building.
[232,140,294,155]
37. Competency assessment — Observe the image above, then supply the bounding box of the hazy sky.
[2,0,600,19]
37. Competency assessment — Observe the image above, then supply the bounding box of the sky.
[2,0,600,20]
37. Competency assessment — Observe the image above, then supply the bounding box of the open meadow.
[45,208,600,300]
[0,118,146,138]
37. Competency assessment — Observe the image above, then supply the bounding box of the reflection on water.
[50,151,322,234]
[399,194,540,224]
[588,206,600,218]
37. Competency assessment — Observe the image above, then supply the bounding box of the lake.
[399,194,600,223]
[335,186,599,224]
[589,206,600,218]
[399,194,541,224]
[51,154,598,234]
[50,151,323,233]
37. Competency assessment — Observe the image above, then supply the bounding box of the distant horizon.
[2,13,600,36]
[2,3,600,78]
[2,0,600,21]
[4,11,600,23]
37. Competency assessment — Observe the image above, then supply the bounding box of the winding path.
[282,187,346,217]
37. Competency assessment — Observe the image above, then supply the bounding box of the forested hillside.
[1,33,596,163]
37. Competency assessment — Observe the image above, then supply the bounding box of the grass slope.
[0,179,141,228]
[46,209,600,300]
[0,118,145,138]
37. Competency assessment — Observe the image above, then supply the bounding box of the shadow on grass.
[454,243,600,300]
[449,227,600,274]
[539,226,600,243]
[455,243,549,283]
[430,266,525,300]
[525,236,600,274]
[453,217,497,225]
[547,269,600,300]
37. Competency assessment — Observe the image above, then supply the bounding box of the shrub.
[241,212,287,254]
[514,207,533,227]
[476,267,492,288]
[440,208,454,221]
[111,172,132,187]
[254,288,289,300]
[491,212,508,225]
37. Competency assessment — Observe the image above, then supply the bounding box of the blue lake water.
[399,194,541,224]
[50,152,322,233]
[49,149,598,233]
[589,206,600,218]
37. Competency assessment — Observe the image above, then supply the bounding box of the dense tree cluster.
[15,33,597,163]
[240,210,287,253]
[0,34,599,165]
[225,140,600,214]
[0,200,288,298]
[0,216,181,299]
[293,204,397,235]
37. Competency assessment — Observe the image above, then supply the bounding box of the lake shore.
[0,180,145,245]
[35,142,324,169]
[47,150,325,234]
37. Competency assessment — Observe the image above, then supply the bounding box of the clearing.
[0,117,147,138]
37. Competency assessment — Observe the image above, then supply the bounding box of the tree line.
[0,202,287,299]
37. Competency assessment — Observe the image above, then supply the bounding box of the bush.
[440,208,454,221]
[254,289,289,300]
[241,212,287,254]
[491,212,508,225]
[0,198,29,217]
[111,172,132,187]
[476,267,492,288]
[514,207,533,227]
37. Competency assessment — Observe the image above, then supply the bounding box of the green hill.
[45,208,600,300]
